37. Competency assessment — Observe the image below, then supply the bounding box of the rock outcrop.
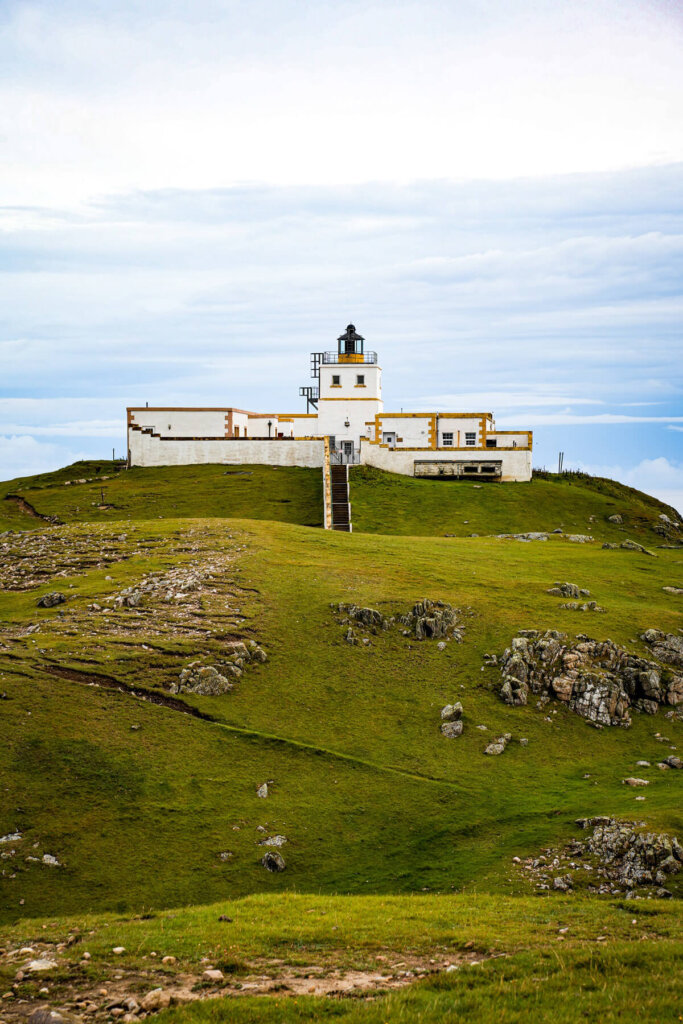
[499,629,683,726]
[172,641,267,696]
[520,817,682,896]
[546,582,590,598]
[579,817,683,889]
[36,592,65,608]
[440,701,463,738]
[334,599,464,643]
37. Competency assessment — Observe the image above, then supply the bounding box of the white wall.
[360,441,532,481]
[128,430,324,468]
[129,408,229,437]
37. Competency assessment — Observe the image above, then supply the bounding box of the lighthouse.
[308,325,383,460]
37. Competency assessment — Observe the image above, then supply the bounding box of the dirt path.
[0,949,500,1022]
[3,496,62,526]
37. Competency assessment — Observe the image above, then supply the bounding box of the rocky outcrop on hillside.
[172,641,267,696]
[499,629,683,726]
[334,599,465,645]
[520,817,682,896]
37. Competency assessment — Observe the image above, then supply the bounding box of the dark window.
[332,375,340,385]
[486,438,497,448]
[356,374,365,385]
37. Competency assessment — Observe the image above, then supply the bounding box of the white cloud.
[0,435,86,483]
[1,0,683,205]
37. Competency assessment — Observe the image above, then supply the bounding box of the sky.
[1,0,682,511]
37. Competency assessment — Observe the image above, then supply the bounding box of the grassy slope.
[350,464,680,539]
[0,462,681,1021]
[1,895,681,1023]
[1,518,681,922]
[0,461,323,532]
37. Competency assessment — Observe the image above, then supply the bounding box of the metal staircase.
[330,463,352,532]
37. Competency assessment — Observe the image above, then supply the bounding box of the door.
[382,432,397,449]
[342,440,354,463]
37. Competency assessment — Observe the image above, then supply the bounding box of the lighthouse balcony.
[321,350,378,366]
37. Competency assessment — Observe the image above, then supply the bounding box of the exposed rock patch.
[172,642,267,696]
[334,599,465,644]
[520,817,682,896]
[559,601,605,613]
[546,582,590,599]
[602,540,656,556]
[36,592,66,608]
[499,629,683,726]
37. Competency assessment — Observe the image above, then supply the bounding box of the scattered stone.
[112,947,125,955]
[485,733,511,755]
[663,586,683,595]
[162,955,176,965]
[440,702,463,721]
[261,850,286,872]
[664,755,682,769]
[607,514,623,524]
[26,959,58,973]
[499,629,683,726]
[519,737,528,746]
[553,875,573,891]
[602,540,656,556]
[256,782,269,798]
[546,582,590,598]
[41,854,60,867]
[28,1011,66,1024]
[258,835,287,847]
[142,988,172,1010]
[202,968,224,983]
[622,778,649,787]
[0,832,21,843]
[636,761,651,767]
[559,601,605,613]
[36,592,66,608]
[441,720,464,739]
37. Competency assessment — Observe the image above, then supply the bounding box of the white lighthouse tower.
[303,325,383,460]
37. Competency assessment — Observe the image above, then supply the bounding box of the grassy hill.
[0,461,681,1021]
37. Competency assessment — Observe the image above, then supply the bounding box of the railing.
[330,448,361,465]
[322,437,332,530]
[321,351,377,365]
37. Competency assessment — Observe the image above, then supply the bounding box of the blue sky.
[1,0,682,510]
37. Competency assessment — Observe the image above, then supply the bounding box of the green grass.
[1,894,681,1023]
[0,460,323,531]
[1,516,681,924]
[0,460,681,1020]
[350,465,679,541]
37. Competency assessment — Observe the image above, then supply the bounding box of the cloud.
[567,455,683,515]
[0,434,87,483]
[1,1,683,205]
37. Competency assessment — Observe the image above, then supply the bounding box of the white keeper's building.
[127,325,532,481]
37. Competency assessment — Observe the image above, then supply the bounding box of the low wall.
[359,442,532,482]
[128,431,324,469]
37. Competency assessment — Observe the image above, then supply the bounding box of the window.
[356,374,365,385]
[329,436,336,451]
[486,438,497,448]
[332,374,340,385]
[465,432,476,446]
[442,432,454,446]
